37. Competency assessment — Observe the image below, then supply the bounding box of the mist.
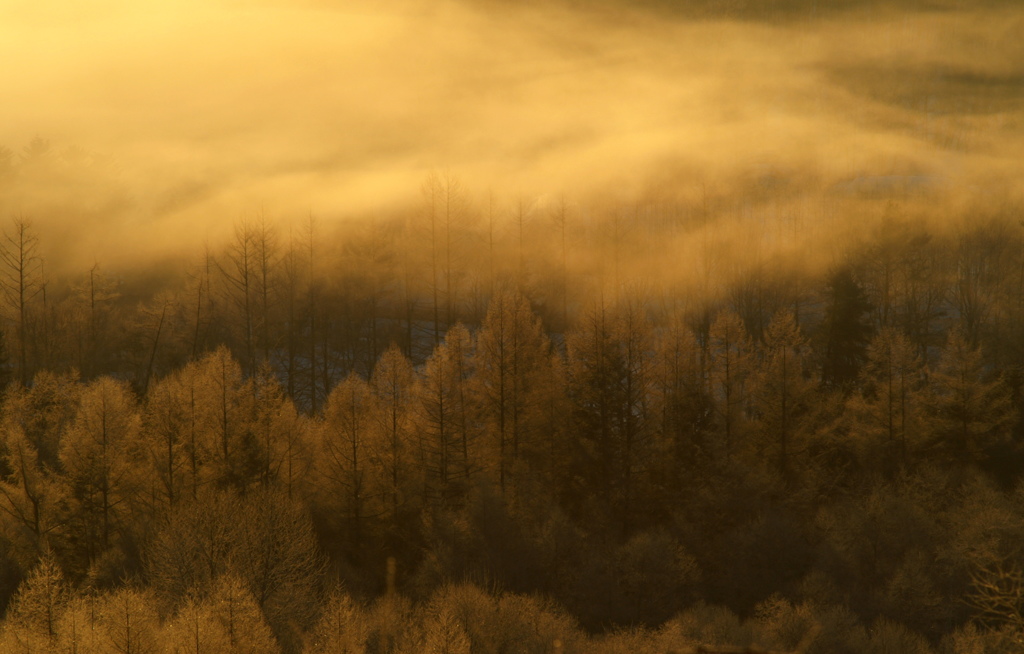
[0,0,1021,279]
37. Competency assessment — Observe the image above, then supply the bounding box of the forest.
[0,136,1024,653]
[2,0,1024,651]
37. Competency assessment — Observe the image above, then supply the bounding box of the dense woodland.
[3,144,1024,652]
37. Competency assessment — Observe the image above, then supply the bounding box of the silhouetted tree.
[821,266,873,391]
[846,327,927,469]
[751,310,813,481]
[0,218,42,386]
[928,328,1015,465]
[708,309,751,461]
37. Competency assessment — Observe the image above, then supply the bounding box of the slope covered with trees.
[2,149,1024,651]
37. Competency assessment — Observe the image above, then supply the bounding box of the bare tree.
[0,218,42,385]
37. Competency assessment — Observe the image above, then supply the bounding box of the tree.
[252,212,281,367]
[58,377,142,560]
[0,372,79,564]
[846,327,927,469]
[708,310,751,461]
[249,363,301,489]
[96,586,160,654]
[652,313,712,482]
[303,591,368,654]
[416,324,475,505]
[750,310,814,481]
[370,344,416,526]
[320,372,381,544]
[141,372,189,509]
[147,488,323,650]
[566,297,655,533]
[420,605,470,654]
[421,173,468,346]
[472,286,552,498]
[218,219,258,373]
[194,347,257,490]
[162,594,233,654]
[0,218,42,386]
[927,328,1015,465]
[820,266,873,391]
[3,553,70,644]
[550,195,572,331]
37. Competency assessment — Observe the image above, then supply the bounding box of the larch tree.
[141,372,190,509]
[58,377,142,559]
[472,285,552,498]
[147,487,322,648]
[302,591,368,654]
[0,217,42,386]
[708,309,751,462]
[614,294,655,532]
[0,373,79,562]
[193,347,255,490]
[206,574,281,654]
[821,266,874,392]
[370,344,416,527]
[2,552,70,647]
[260,378,311,501]
[96,585,160,654]
[566,297,654,533]
[652,313,712,479]
[162,594,233,654]
[248,362,301,489]
[416,324,475,505]
[0,426,64,564]
[550,194,572,332]
[320,371,381,544]
[421,173,468,347]
[928,328,1015,465]
[566,301,620,520]
[253,211,281,367]
[218,219,258,374]
[227,488,323,653]
[846,326,927,469]
[345,218,397,373]
[750,310,814,482]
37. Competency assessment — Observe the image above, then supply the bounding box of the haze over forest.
[1,1,1024,653]
[1,0,1021,273]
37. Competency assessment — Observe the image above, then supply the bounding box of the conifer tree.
[472,286,552,498]
[416,324,475,505]
[371,344,416,525]
[846,327,927,468]
[928,328,1015,464]
[821,266,874,391]
[708,309,751,461]
[751,310,813,481]
[4,553,70,643]
[59,377,142,558]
